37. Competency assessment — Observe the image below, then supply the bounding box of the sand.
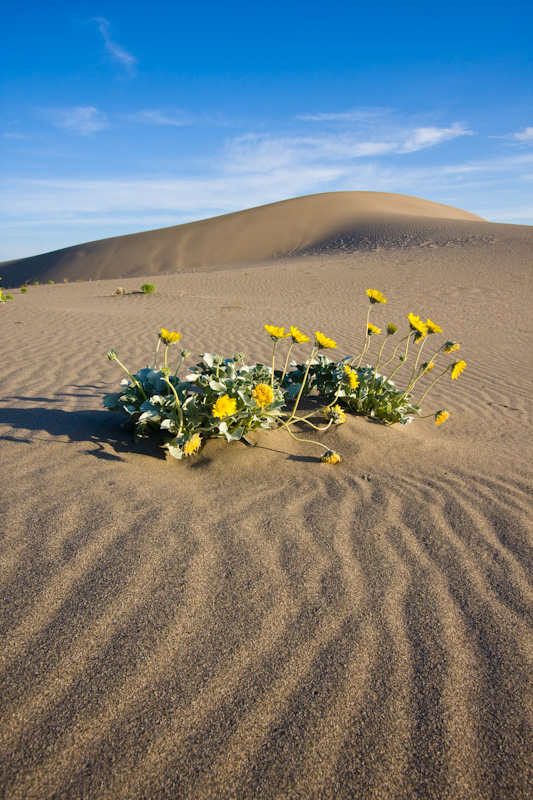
[0,193,532,799]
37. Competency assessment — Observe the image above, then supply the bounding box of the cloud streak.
[51,106,109,135]
[93,17,138,74]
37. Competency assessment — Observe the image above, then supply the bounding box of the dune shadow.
[0,402,166,462]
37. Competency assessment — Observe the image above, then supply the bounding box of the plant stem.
[115,358,148,401]
[286,346,318,422]
[281,342,295,383]
[354,306,372,367]
[173,355,185,378]
[164,344,169,371]
[270,341,278,391]
[279,418,331,452]
[385,334,411,383]
[370,335,389,392]
[406,336,427,387]
[414,365,451,405]
[154,338,161,368]
[285,415,333,432]
[164,374,184,435]
[378,334,409,372]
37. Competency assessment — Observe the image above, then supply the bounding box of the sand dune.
[0,196,532,799]
[1,191,486,286]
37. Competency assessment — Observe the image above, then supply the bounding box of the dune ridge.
[0,201,532,799]
[1,191,487,286]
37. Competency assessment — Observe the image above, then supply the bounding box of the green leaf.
[103,392,122,409]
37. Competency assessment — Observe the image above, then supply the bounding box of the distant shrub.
[115,287,125,295]
[33,281,39,286]
[5,294,14,300]
[48,280,55,285]
[20,286,28,293]
[141,283,156,294]
[77,278,84,283]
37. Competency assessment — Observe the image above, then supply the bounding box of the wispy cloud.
[297,108,394,123]
[93,17,138,74]
[494,126,533,145]
[223,123,473,173]
[51,106,109,136]
[121,110,195,127]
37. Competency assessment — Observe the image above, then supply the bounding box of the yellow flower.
[424,362,435,373]
[451,360,467,380]
[367,289,387,304]
[323,404,346,425]
[212,394,238,419]
[444,341,460,353]
[252,383,274,408]
[426,319,442,334]
[320,450,341,464]
[159,328,182,345]
[183,434,202,455]
[407,313,428,337]
[435,410,450,426]
[265,325,290,341]
[387,323,398,336]
[367,323,381,336]
[315,331,338,349]
[344,365,359,390]
[290,325,310,343]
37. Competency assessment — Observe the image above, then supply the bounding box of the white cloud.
[52,106,109,135]
[297,108,394,123]
[492,126,533,145]
[399,124,473,152]
[93,17,138,74]
[222,123,472,174]
[121,110,195,127]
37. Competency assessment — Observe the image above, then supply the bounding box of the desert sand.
[0,192,532,799]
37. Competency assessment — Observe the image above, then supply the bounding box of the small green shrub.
[20,286,28,293]
[5,294,14,300]
[48,280,55,285]
[141,283,156,294]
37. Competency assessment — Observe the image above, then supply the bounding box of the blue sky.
[1,0,532,260]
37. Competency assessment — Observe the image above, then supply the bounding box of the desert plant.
[104,291,466,463]
[141,283,156,294]
[33,281,39,286]
[115,287,125,295]
[48,280,55,285]
[0,279,13,303]
[20,286,28,293]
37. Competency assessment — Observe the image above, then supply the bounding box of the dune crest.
[0,191,486,286]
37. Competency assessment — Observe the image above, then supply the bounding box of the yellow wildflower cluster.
[183,434,202,455]
[367,289,387,304]
[159,328,182,345]
[367,323,381,336]
[435,410,450,426]
[451,360,467,380]
[445,341,460,353]
[212,394,238,419]
[344,365,360,390]
[265,325,290,340]
[426,319,443,334]
[407,313,428,339]
[321,450,341,464]
[323,405,346,425]
[290,326,310,343]
[315,331,337,349]
[252,383,274,408]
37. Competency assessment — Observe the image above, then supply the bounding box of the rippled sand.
[1,205,532,798]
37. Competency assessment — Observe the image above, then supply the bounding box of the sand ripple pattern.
[1,238,532,799]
